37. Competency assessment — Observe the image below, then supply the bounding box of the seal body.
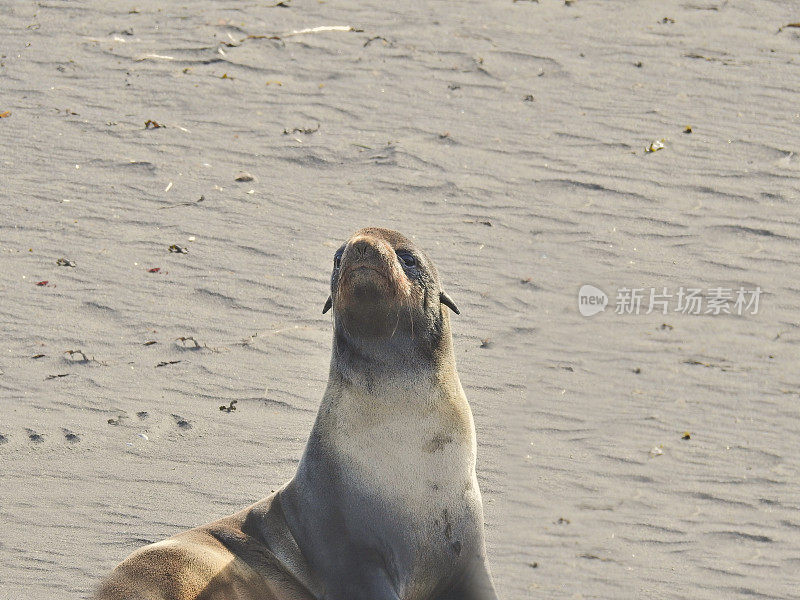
[97,228,498,600]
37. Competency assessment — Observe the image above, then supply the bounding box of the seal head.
[321,228,459,384]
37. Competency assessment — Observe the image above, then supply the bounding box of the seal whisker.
[389,307,403,339]
[407,300,415,340]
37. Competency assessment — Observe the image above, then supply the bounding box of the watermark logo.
[578,285,762,317]
[578,284,609,317]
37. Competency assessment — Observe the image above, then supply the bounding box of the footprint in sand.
[171,414,192,430]
[62,428,81,443]
[25,428,44,443]
[107,412,128,426]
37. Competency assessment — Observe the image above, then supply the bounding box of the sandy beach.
[2,0,800,598]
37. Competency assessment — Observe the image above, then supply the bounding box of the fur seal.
[97,227,499,600]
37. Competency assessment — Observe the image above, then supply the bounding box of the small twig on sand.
[363,36,389,47]
[64,349,107,365]
[283,123,320,135]
[284,25,361,37]
[158,195,204,210]
[219,400,238,413]
[65,349,89,361]
[156,360,182,368]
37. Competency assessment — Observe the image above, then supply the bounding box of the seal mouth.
[341,264,390,282]
[337,262,396,310]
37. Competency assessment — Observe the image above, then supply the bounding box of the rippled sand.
[2,1,799,598]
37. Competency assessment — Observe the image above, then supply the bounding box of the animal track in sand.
[106,410,192,435]
[25,428,44,443]
[107,414,127,426]
[171,414,192,430]
[62,428,81,443]
[15,428,83,444]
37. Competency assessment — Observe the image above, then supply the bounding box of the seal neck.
[330,314,456,397]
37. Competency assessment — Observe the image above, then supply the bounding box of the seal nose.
[350,238,376,260]
[340,235,395,275]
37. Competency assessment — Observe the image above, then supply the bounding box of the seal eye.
[397,251,416,268]
[333,250,343,269]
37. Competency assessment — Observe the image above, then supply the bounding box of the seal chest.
[327,380,476,506]
[309,374,484,598]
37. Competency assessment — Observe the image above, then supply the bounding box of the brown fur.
[96,493,318,600]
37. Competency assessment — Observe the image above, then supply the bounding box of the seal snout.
[349,237,382,261]
[338,235,407,302]
[343,236,394,271]
[341,238,390,283]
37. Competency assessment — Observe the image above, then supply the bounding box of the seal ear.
[440,291,460,315]
[322,296,332,314]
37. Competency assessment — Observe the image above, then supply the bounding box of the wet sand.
[1,1,799,598]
